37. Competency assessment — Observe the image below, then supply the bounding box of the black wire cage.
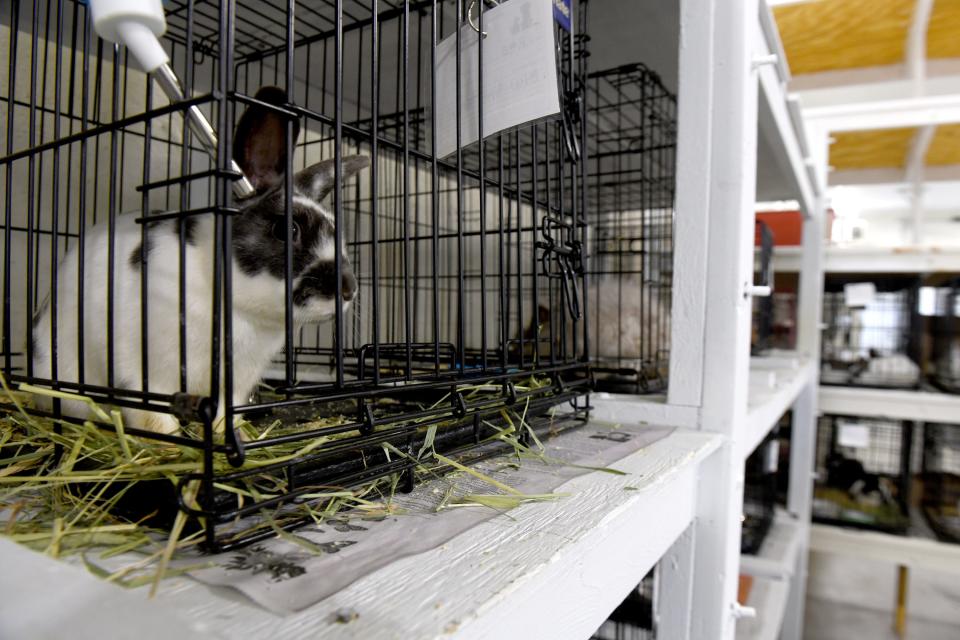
[751,219,774,355]
[742,431,778,555]
[921,279,960,393]
[820,275,922,389]
[921,422,960,543]
[813,414,912,534]
[583,63,675,395]
[592,566,657,640]
[0,0,598,550]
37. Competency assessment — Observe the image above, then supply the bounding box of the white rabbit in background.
[31,86,369,434]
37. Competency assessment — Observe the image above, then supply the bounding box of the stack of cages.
[922,423,960,543]
[813,415,913,533]
[0,0,594,550]
[820,275,923,389]
[920,276,960,392]
[751,219,774,355]
[583,63,675,395]
[741,431,779,554]
[592,566,657,640]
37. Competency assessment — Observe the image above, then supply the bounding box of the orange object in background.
[739,574,754,604]
[755,209,835,246]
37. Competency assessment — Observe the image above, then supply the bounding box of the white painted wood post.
[781,124,829,640]
[667,0,716,410]
[658,525,696,640]
[685,0,761,637]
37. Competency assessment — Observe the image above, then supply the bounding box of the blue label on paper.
[553,0,572,31]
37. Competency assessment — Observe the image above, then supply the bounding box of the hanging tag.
[435,0,561,159]
[844,282,875,308]
[837,420,871,449]
[553,0,572,31]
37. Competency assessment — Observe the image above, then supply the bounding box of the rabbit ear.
[233,86,301,192]
[295,155,370,202]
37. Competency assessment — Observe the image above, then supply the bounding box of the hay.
[0,373,562,590]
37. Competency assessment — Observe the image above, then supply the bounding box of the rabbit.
[31,86,369,435]
[825,451,896,508]
[513,277,669,373]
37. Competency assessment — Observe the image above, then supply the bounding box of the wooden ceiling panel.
[927,124,960,165]
[774,0,915,75]
[830,127,917,170]
[928,0,960,59]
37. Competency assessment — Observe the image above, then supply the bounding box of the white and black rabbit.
[31,86,369,434]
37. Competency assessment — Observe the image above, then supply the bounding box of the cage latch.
[537,217,584,321]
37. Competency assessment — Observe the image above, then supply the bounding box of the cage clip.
[359,401,376,435]
[467,0,500,38]
[452,391,468,419]
[503,381,518,406]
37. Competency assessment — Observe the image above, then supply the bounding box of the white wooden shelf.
[756,3,818,216]
[774,245,960,273]
[740,509,804,581]
[819,385,960,425]
[809,523,960,576]
[745,352,813,459]
[589,393,698,429]
[734,575,791,640]
[0,428,720,640]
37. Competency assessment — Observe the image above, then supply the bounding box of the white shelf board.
[740,509,804,581]
[819,385,960,425]
[809,523,960,575]
[745,353,813,459]
[735,575,791,640]
[0,428,720,640]
[589,393,699,429]
[774,245,960,273]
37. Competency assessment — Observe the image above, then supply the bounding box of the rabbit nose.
[342,272,357,301]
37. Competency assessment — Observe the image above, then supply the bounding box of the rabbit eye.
[272,219,302,246]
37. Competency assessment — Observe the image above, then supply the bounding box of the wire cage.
[813,414,912,534]
[0,0,596,550]
[592,566,657,640]
[820,276,922,389]
[920,279,960,393]
[751,220,774,355]
[773,411,792,505]
[583,63,675,394]
[742,431,778,554]
[921,423,960,543]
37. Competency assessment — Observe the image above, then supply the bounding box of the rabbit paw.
[141,412,182,435]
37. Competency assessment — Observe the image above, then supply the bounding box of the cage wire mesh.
[583,62,675,394]
[742,431,778,555]
[592,565,657,640]
[751,220,774,355]
[813,415,912,534]
[921,423,960,543]
[820,276,922,389]
[0,0,596,550]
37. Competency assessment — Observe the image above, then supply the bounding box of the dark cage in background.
[0,0,595,551]
[584,63,675,394]
[741,431,778,555]
[820,275,922,389]
[592,566,657,640]
[751,220,774,355]
[813,415,912,534]
[921,423,960,543]
[921,278,960,393]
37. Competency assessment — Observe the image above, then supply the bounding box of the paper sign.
[844,282,876,308]
[435,0,562,159]
[553,0,572,31]
[837,421,871,449]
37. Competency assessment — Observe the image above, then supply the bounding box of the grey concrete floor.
[803,595,960,640]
